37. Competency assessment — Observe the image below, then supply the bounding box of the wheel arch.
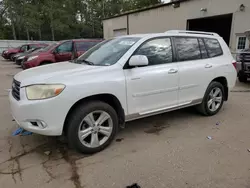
[63,93,125,133]
[211,76,228,101]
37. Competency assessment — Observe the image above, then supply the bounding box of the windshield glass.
[77,37,140,66]
[40,43,58,52]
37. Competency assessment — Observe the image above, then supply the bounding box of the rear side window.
[174,37,201,61]
[198,38,208,59]
[76,41,100,52]
[204,38,223,57]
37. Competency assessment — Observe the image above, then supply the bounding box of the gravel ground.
[0,58,250,188]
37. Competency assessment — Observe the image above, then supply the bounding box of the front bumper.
[15,58,23,65]
[9,88,67,136]
[23,59,38,69]
[1,52,9,59]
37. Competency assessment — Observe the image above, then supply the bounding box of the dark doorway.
[187,14,233,45]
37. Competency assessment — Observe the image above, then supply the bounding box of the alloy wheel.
[78,110,113,148]
[207,87,223,112]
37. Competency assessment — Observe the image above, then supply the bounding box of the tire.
[9,54,15,61]
[196,81,224,116]
[238,71,248,83]
[66,101,118,154]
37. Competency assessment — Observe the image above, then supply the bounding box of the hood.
[26,51,48,58]
[7,48,19,53]
[14,52,26,57]
[14,61,102,86]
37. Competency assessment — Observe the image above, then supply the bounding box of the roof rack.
[165,30,220,37]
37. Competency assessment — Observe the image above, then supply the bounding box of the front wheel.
[196,81,224,116]
[66,101,118,154]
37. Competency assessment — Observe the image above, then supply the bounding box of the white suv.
[9,30,237,153]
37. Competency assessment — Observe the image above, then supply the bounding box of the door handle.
[205,64,213,68]
[131,77,141,80]
[168,69,178,74]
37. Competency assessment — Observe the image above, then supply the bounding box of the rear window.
[76,41,100,52]
[174,37,201,61]
[204,38,223,57]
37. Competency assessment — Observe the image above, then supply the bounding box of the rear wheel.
[238,70,248,83]
[196,81,224,116]
[66,101,118,154]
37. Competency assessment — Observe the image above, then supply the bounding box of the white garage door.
[113,28,127,37]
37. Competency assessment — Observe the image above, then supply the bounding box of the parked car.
[15,47,45,65]
[9,30,237,154]
[22,39,102,69]
[236,49,250,82]
[1,43,48,60]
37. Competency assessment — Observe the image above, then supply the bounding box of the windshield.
[77,37,140,66]
[40,43,58,52]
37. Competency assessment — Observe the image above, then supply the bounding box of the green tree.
[0,0,162,40]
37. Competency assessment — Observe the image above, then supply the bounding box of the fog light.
[28,120,47,129]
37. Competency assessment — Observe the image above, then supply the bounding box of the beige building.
[103,0,250,52]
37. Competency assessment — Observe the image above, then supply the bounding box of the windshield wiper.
[77,59,95,65]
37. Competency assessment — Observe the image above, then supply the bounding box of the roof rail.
[165,30,220,37]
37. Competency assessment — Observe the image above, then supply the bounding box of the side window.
[29,44,38,50]
[134,38,173,66]
[204,38,223,57]
[76,41,100,52]
[175,37,201,61]
[198,38,208,59]
[56,42,73,53]
[20,45,28,52]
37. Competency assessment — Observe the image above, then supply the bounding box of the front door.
[124,37,179,116]
[54,41,73,62]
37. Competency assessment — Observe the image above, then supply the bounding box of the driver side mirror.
[129,55,149,67]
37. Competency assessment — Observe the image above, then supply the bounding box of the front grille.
[12,79,21,101]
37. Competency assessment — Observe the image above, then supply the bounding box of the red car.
[1,43,48,60]
[22,39,102,69]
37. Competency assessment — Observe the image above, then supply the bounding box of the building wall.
[103,16,127,39]
[103,0,250,51]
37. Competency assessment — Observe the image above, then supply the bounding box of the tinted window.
[175,37,201,61]
[76,41,100,51]
[56,41,72,53]
[134,38,173,66]
[204,38,223,57]
[198,38,208,58]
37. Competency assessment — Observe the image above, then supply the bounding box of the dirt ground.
[0,58,250,188]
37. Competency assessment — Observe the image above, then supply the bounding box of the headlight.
[26,84,65,100]
[27,56,38,61]
[4,51,8,54]
[17,56,25,60]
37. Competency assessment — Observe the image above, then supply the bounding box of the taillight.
[232,61,237,70]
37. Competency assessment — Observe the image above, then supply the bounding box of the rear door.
[175,37,216,105]
[54,41,73,62]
